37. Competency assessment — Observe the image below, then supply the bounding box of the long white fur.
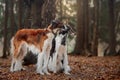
[37,33,53,75]
[48,31,71,74]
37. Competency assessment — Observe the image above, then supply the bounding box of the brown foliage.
[0,55,120,80]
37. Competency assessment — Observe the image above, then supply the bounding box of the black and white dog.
[48,25,71,74]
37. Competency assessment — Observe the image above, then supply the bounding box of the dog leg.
[10,58,15,72]
[10,42,27,72]
[63,48,71,75]
[52,43,61,73]
[48,56,53,71]
[14,59,23,71]
[42,43,52,75]
[36,41,49,75]
[42,53,50,75]
[56,59,63,72]
[36,53,44,75]
[52,52,57,73]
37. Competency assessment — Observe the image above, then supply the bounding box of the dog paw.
[36,70,45,75]
[40,72,44,75]
[42,69,51,75]
[64,71,71,75]
[46,72,51,75]
[67,66,71,72]
[21,67,26,71]
[53,70,57,74]
[10,70,14,72]
[37,71,44,75]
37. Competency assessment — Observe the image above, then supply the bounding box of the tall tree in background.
[59,0,63,21]
[31,0,46,28]
[24,0,34,28]
[2,0,8,58]
[24,0,35,28]
[83,0,89,55]
[108,0,116,55]
[91,0,99,56]
[18,0,23,29]
[74,0,90,55]
[41,0,56,27]
[74,0,84,54]
[9,0,16,37]
[74,0,100,56]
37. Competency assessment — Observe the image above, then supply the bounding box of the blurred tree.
[3,0,9,58]
[9,0,16,37]
[59,0,63,21]
[91,0,99,56]
[0,0,4,38]
[99,0,109,43]
[83,0,89,56]
[18,0,24,29]
[41,0,57,27]
[31,0,46,28]
[74,0,100,56]
[23,0,34,28]
[74,0,91,56]
[73,0,84,54]
[108,0,116,55]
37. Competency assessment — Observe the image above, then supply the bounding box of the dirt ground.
[0,55,120,80]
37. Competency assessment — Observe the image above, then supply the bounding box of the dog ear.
[67,25,75,32]
[47,20,59,30]
[67,26,70,31]
[52,20,60,24]
[51,20,64,29]
[51,20,59,28]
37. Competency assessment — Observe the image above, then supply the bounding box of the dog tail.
[10,37,14,56]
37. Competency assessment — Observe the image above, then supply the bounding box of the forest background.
[0,0,119,57]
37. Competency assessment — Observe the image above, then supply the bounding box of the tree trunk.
[108,0,116,55]
[10,0,16,37]
[24,6,32,28]
[41,0,56,27]
[74,0,90,55]
[60,0,63,21]
[91,0,99,56]
[2,0,8,58]
[83,0,90,56]
[74,0,84,54]
[31,0,46,28]
[18,0,23,29]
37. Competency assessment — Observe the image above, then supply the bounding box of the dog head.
[51,20,63,28]
[58,24,75,36]
[47,20,64,32]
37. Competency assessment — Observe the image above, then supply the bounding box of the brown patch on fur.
[13,29,50,59]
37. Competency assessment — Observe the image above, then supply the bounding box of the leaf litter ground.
[0,55,120,80]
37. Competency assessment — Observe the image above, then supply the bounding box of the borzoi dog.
[10,20,64,75]
[48,25,71,74]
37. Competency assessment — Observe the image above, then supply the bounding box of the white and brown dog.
[10,20,64,75]
[48,25,72,74]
